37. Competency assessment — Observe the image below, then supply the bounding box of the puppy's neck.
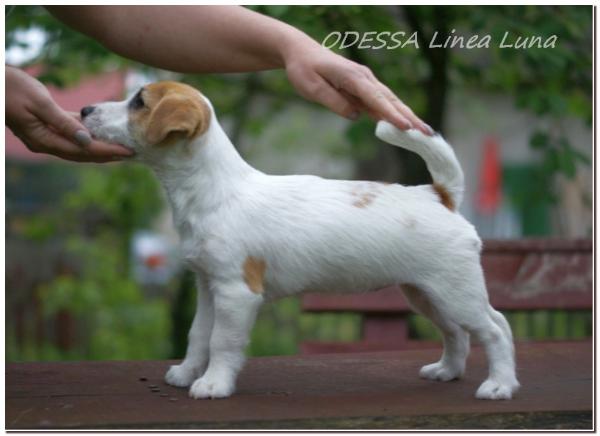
[150,117,257,229]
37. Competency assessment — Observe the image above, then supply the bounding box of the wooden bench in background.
[302,239,593,354]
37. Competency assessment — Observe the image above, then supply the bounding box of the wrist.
[275,25,323,67]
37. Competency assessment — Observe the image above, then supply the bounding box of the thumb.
[33,100,92,147]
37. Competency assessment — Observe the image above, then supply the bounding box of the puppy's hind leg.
[474,306,519,399]
[402,285,470,382]
[489,307,515,352]
[422,267,519,400]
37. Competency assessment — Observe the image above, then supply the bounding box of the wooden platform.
[6,341,593,430]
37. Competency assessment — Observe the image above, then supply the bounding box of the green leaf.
[542,148,560,173]
[557,149,577,179]
[530,131,549,149]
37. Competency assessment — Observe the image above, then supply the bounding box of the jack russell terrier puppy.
[81,81,519,400]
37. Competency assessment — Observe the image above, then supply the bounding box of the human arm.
[47,6,432,134]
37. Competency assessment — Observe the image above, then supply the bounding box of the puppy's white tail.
[375,121,464,210]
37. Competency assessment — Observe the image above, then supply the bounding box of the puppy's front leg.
[189,280,263,399]
[165,275,214,387]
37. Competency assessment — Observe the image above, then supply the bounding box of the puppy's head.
[81,81,211,160]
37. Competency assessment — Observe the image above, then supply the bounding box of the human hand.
[283,41,433,135]
[5,66,134,162]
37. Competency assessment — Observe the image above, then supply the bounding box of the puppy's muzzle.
[80,106,96,118]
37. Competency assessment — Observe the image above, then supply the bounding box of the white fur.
[83,86,519,400]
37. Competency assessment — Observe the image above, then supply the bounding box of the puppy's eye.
[129,89,145,110]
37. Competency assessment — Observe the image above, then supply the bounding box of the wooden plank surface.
[6,341,592,430]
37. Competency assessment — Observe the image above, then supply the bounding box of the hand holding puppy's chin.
[86,138,136,161]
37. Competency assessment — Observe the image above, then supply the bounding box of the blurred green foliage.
[38,234,171,360]
[41,164,168,359]
[5,6,592,361]
[6,5,127,86]
[7,164,170,361]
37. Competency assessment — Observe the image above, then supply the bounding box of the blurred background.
[6,5,592,362]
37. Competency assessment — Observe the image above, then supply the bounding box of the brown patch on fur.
[243,256,266,294]
[130,81,211,145]
[351,182,382,208]
[353,192,376,208]
[432,183,455,211]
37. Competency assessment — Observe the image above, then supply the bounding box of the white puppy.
[82,81,519,400]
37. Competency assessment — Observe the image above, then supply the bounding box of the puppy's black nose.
[80,106,96,118]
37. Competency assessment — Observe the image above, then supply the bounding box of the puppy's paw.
[189,375,235,399]
[419,361,464,382]
[475,378,520,400]
[165,364,198,388]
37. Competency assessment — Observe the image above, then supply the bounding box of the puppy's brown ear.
[146,96,210,145]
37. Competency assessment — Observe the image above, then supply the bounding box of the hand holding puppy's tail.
[375,121,464,210]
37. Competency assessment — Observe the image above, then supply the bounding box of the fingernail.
[349,111,360,121]
[115,148,135,158]
[74,130,92,146]
[422,123,434,135]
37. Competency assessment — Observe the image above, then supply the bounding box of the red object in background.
[476,136,502,215]
[144,254,165,270]
[5,66,126,162]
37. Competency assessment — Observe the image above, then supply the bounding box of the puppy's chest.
[176,222,223,269]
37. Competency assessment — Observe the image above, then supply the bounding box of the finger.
[339,89,379,120]
[349,78,413,130]
[49,112,133,157]
[86,140,135,158]
[51,151,114,163]
[25,125,113,162]
[318,82,361,120]
[378,84,433,136]
[32,100,92,147]
[27,139,113,163]
[362,70,434,135]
